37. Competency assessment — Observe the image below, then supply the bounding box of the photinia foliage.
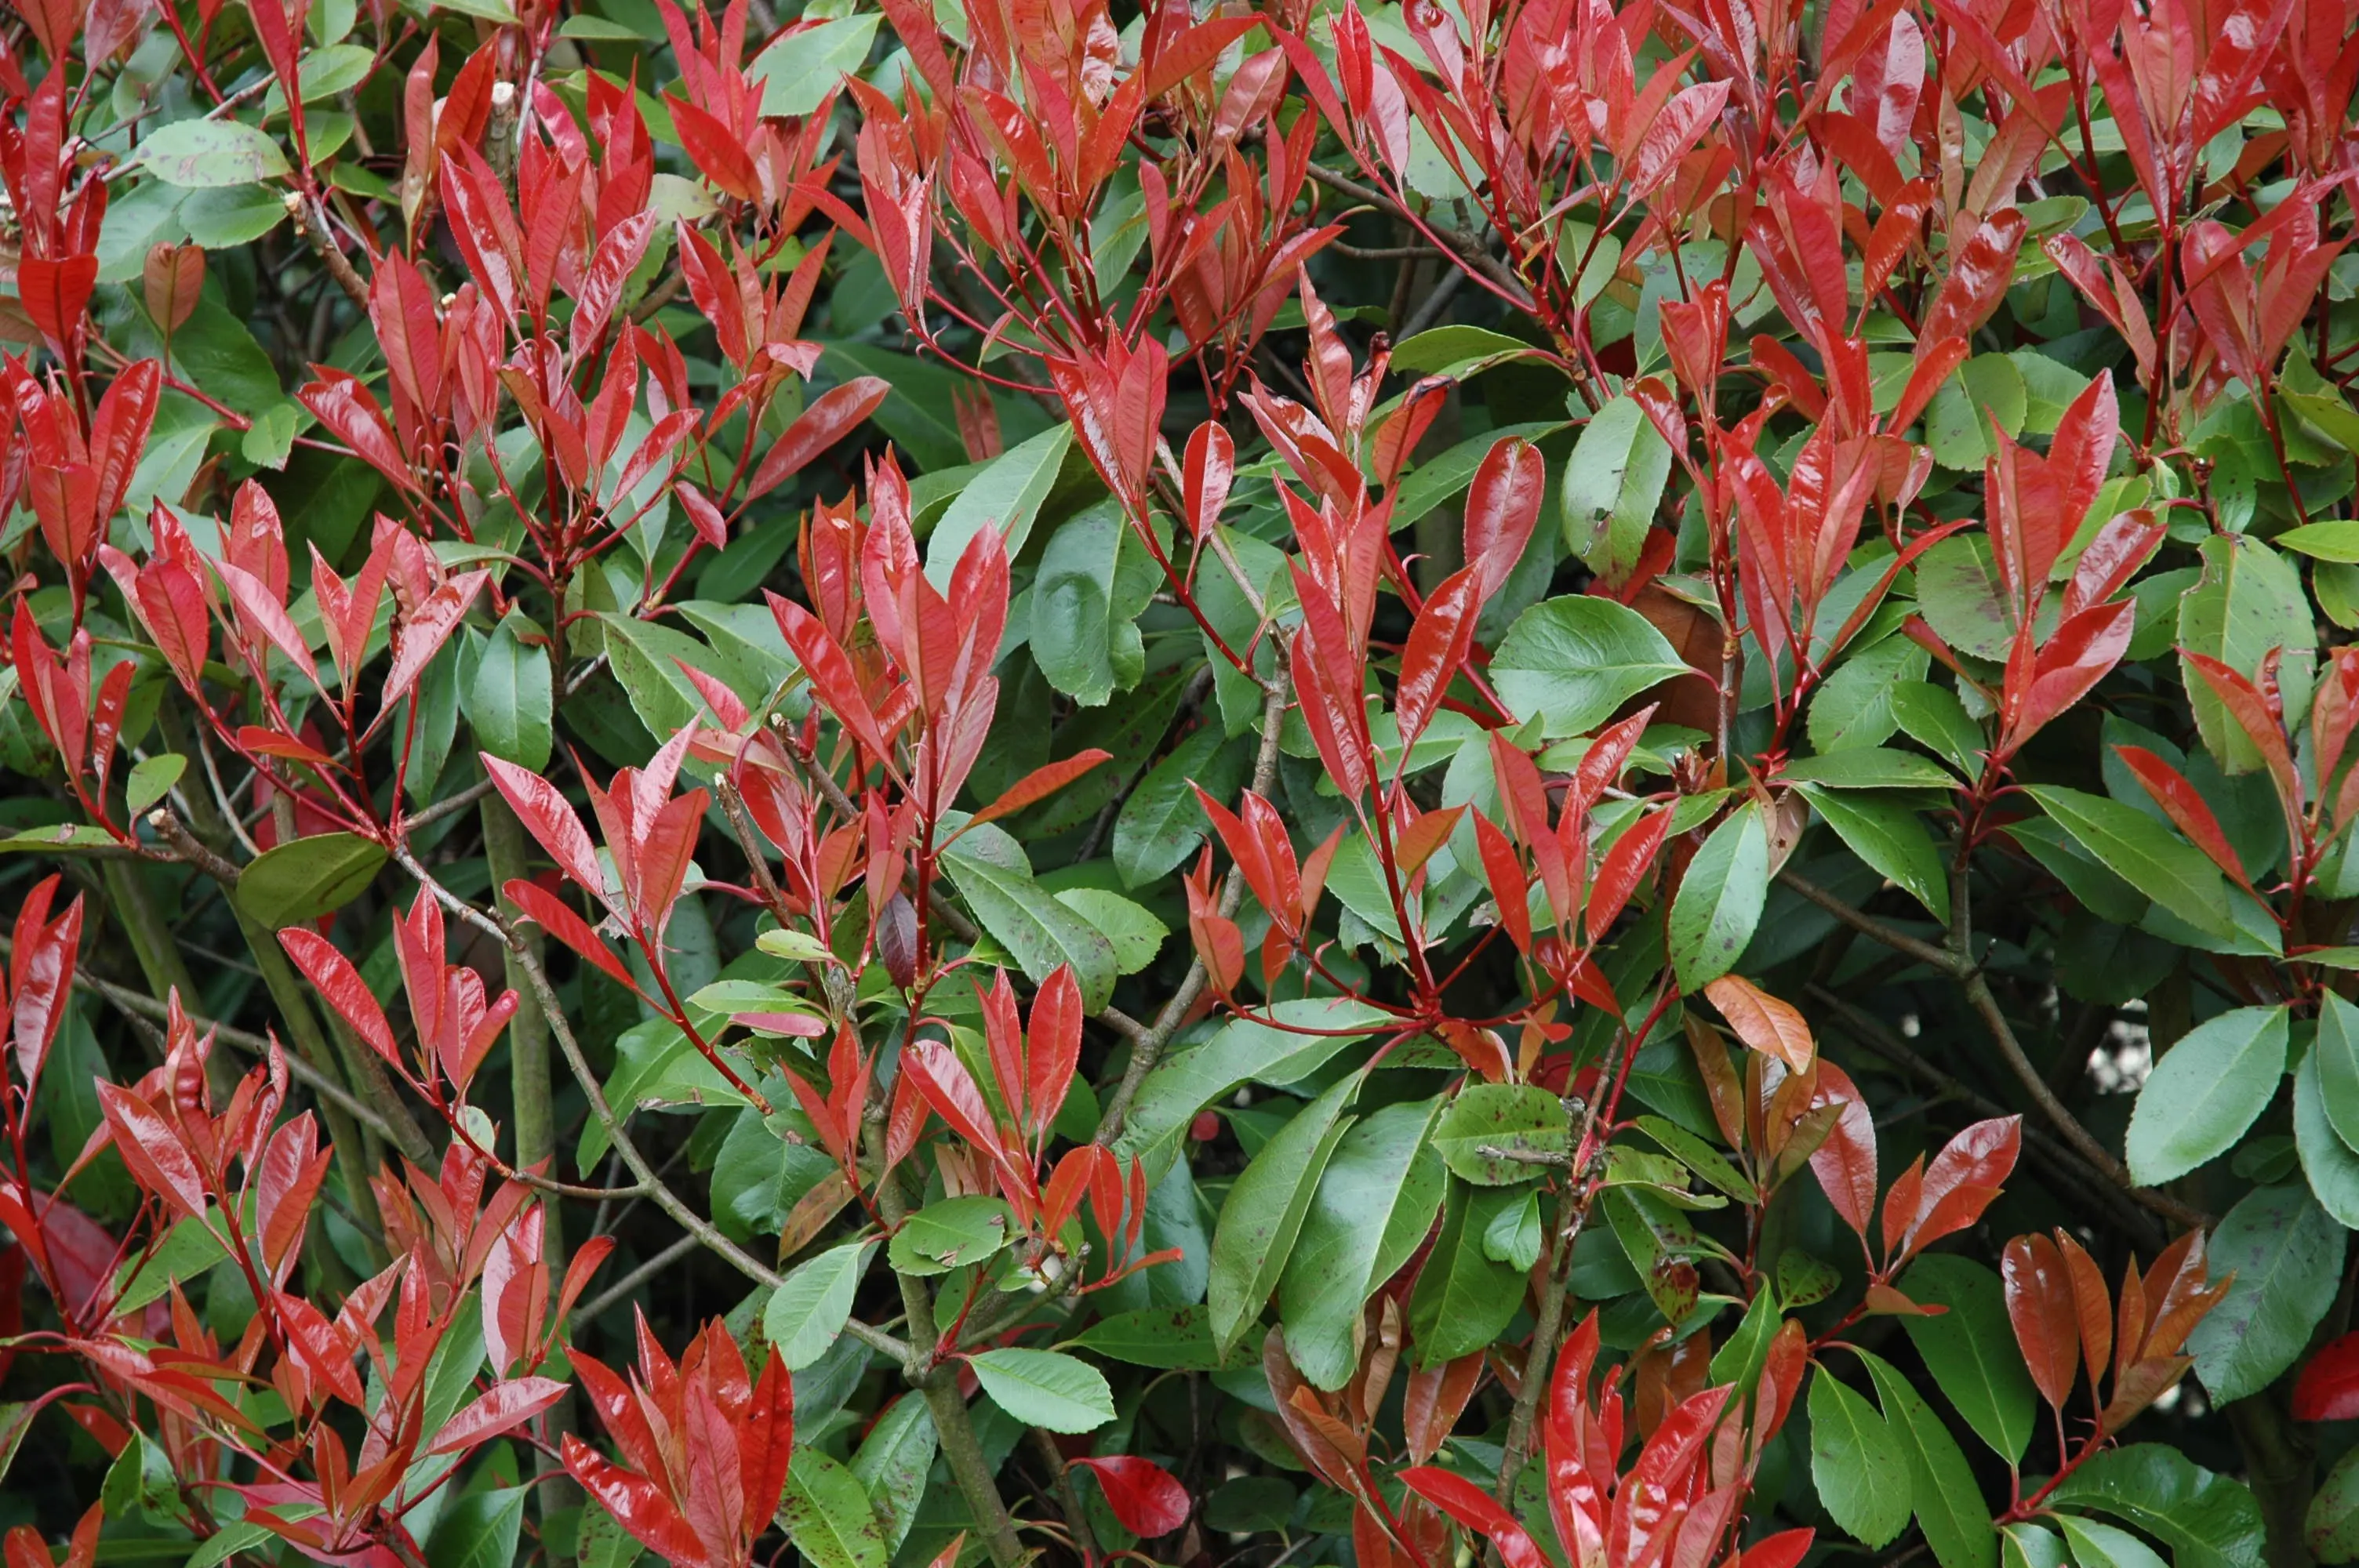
[3,0,2359,1560]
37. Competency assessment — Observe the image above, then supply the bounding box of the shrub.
[0,0,2355,1565]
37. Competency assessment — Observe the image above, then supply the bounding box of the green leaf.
[2186,1184,2344,1403]
[1069,1306,1221,1369]
[1031,503,1157,704]
[1388,325,1540,377]
[1916,535,2023,659]
[1928,354,2029,468]
[1491,595,1691,740]
[468,612,553,771]
[1632,1116,1757,1202]
[1561,393,1672,583]
[781,1446,892,1568]
[1112,996,1391,1178]
[2306,1446,2359,1563]
[1114,724,1251,888]
[2178,534,2317,777]
[242,400,300,469]
[1809,1368,1912,1548]
[180,183,289,247]
[1070,1305,1221,1369]
[2019,785,2233,940]
[598,612,749,741]
[1408,1181,1529,1363]
[1799,786,1950,923]
[849,1394,936,1555]
[2043,1445,2266,1568]
[887,1196,1011,1276]
[1278,1098,1446,1388]
[763,1240,876,1370]
[940,824,1119,1011]
[1890,681,1987,777]
[1483,1188,1544,1269]
[138,119,292,187]
[2274,521,2359,562]
[925,421,1074,579]
[820,343,1027,472]
[1899,1254,2036,1464]
[577,1499,645,1568]
[187,1523,280,1568]
[1782,748,1961,789]
[234,831,386,927]
[1857,1348,1997,1568]
[2315,992,2359,1153]
[114,1212,230,1315]
[969,1348,1118,1433]
[1668,804,1770,991]
[1209,1073,1360,1356]
[2059,1516,2171,1568]
[2006,1523,2070,1568]
[2124,1004,2290,1185]
[1430,1083,1570,1185]
[750,14,881,115]
[1810,635,1932,753]
[153,299,279,416]
[2294,1048,2359,1227]
[1053,887,1166,973]
[425,1485,529,1568]
[124,754,185,820]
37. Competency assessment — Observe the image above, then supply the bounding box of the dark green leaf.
[1209,1073,1359,1356]
[1900,1254,2036,1463]
[234,831,386,927]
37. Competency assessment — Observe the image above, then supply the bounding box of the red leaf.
[966,750,1112,829]
[429,1377,569,1456]
[298,368,417,492]
[1907,1116,2020,1254]
[1396,567,1481,749]
[503,878,640,995]
[2004,1233,2080,1410]
[1808,1063,1878,1240]
[278,929,399,1066]
[1587,807,1670,944]
[2295,1332,2359,1420]
[560,1435,710,1568]
[2112,744,2250,887]
[482,757,608,902]
[743,378,889,503]
[1918,207,2029,347]
[1072,1456,1190,1537]
[1463,437,1544,600]
[1399,1466,1550,1568]
[1703,975,1814,1070]
[94,1082,208,1221]
[17,253,95,350]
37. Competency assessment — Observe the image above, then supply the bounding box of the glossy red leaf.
[2295,1332,2359,1420]
[1400,1465,1550,1568]
[966,750,1113,829]
[429,1377,569,1456]
[744,379,891,503]
[1073,1456,1190,1537]
[1395,565,1481,749]
[2004,1233,2081,1410]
